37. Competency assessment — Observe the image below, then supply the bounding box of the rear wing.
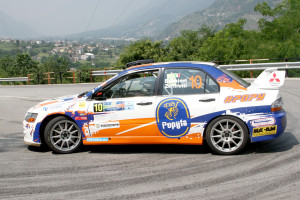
[253,68,285,89]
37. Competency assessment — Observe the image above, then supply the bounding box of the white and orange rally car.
[24,61,287,154]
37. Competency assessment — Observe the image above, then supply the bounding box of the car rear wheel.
[44,116,82,154]
[206,116,248,155]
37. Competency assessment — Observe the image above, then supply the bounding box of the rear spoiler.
[252,68,285,89]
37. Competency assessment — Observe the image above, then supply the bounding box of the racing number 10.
[94,103,103,112]
[189,75,202,89]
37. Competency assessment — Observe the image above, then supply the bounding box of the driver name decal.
[156,98,191,138]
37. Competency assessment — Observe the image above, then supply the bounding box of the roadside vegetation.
[117,0,300,77]
[0,0,299,84]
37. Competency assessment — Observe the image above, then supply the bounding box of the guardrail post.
[27,74,30,85]
[104,68,107,81]
[37,73,40,84]
[285,58,289,77]
[72,70,75,84]
[79,71,81,83]
[90,69,93,83]
[47,73,51,84]
[27,74,31,85]
[43,72,54,84]
[59,72,63,84]
[250,59,253,78]
[66,70,76,84]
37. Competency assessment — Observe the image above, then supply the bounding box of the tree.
[117,39,165,66]
[166,30,203,61]
[0,55,15,77]
[15,53,39,77]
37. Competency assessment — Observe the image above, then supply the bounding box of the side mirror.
[93,90,106,101]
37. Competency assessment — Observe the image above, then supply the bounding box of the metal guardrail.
[92,70,124,76]
[219,61,300,71]
[91,62,300,77]
[0,77,28,82]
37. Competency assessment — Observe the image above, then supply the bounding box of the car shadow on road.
[243,132,299,155]
[83,144,211,155]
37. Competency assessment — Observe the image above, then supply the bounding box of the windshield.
[81,74,120,98]
[218,67,251,88]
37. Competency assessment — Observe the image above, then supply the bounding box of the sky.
[0,0,153,36]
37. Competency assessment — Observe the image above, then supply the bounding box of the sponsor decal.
[75,116,88,120]
[252,125,277,137]
[93,101,134,112]
[96,121,120,130]
[224,93,265,103]
[269,73,280,83]
[156,98,191,138]
[250,117,275,127]
[79,102,86,108]
[217,74,231,83]
[269,73,281,87]
[86,137,109,142]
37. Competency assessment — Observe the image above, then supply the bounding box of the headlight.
[25,113,38,123]
[271,97,283,112]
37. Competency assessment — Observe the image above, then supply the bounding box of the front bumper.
[23,120,41,147]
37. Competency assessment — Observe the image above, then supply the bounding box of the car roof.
[123,61,217,74]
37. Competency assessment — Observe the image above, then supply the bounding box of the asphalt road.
[0,80,300,200]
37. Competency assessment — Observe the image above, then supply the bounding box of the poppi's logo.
[156,98,191,138]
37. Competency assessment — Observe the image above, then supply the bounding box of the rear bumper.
[249,110,287,143]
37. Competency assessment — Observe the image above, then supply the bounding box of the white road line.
[0,137,23,140]
[0,96,48,101]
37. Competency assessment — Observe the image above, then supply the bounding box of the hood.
[29,95,79,112]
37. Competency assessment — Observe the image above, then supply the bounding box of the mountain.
[0,10,38,39]
[160,0,283,39]
[71,0,214,40]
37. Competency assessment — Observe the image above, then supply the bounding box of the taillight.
[271,97,283,112]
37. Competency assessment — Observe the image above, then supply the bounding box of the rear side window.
[162,68,219,95]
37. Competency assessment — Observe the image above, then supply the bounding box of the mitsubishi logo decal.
[269,73,280,82]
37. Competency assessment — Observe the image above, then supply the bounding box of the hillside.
[71,0,214,40]
[160,0,283,39]
[0,10,38,39]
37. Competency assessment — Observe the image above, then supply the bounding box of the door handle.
[199,98,215,102]
[137,102,153,106]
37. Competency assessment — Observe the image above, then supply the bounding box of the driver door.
[86,69,159,141]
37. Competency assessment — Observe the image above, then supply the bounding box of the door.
[86,69,160,142]
[156,68,220,140]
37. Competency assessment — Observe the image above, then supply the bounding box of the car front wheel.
[206,116,248,155]
[44,116,82,154]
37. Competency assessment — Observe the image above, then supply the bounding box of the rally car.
[23,60,287,155]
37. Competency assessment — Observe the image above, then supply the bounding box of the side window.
[162,68,218,95]
[205,75,219,93]
[104,70,158,99]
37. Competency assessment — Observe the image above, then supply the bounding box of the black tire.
[206,116,249,155]
[44,116,82,154]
